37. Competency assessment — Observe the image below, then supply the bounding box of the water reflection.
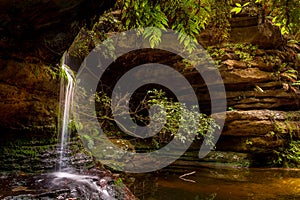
[126,167,300,200]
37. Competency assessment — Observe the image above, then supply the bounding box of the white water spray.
[58,52,75,171]
[55,54,116,200]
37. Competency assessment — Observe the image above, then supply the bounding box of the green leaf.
[286,69,298,74]
[183,38,190,48]
[178,32,187,44]
[281,26,289,35]
[292,81,300,86]
[235,3,242,7]
[231,7,242,14]
[145,27,162,48]
[243,2,251,7]
[143,27,153,38]
[125,18,131,27]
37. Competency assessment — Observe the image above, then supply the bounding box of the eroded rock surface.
[215,110,300,152]
[1,0,116,62]
[0,0,117,172]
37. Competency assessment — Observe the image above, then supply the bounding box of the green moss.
[2,141,56,158]
[273,140,300,167]
[274,121,285,134]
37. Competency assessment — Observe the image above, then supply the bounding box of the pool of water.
[1,166,299,199]
[126,166,300,200]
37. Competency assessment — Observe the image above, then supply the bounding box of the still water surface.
[128,166,300,200]
[0,166,299,199]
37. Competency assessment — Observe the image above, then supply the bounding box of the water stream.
[0,52,131,199]
[17,53,120,199]
[58,52,75,171]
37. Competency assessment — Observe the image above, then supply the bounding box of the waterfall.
[58,52,75,171]
[52,53,117,200]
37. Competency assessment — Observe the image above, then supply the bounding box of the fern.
[118,0,213,51]
[143,27,162,48]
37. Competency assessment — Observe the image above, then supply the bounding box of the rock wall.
[64,10,300,168]
[0,60,58,142]
[1,0,116,62]
[0,0,116,172]
[1,0,299,172]
[180,15,300,167]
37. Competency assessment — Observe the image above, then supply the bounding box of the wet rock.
[230,24,283,49]
[164,110,300,168]
[0,168,136,200]
[0,0,117,173]
[189,44,300,112]
[253,49,267,56]
[0,138,95,172]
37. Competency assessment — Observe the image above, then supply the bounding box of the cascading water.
[1,53,125,199]
[54,53,119,199]
[58,52,75,171]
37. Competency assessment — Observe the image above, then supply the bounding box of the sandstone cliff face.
[1,0,116,62]
[63,10,300,168]
[0,60,58,142]
[177,46,300,167]
[184,41,300,167]
[0,0,299,172]
[1,0,115,132]
[215,110,300,152]
[0,0,116,172]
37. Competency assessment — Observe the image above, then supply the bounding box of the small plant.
[273,140,300,167]
[114,177,124,188]
[49,66,59,80]
[280,68,300,93]
[228,107,236,111]
[281,69,298,81]
[266,131,276,138]
[207,47,226,59]
[206,47,227,65]
[246,139,253,145]
[231,2,251,14]
[234,50,253,62]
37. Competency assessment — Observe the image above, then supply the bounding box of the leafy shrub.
[93,88,219,150]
